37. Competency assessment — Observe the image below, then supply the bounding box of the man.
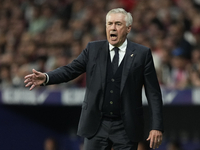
[24,8,163,150]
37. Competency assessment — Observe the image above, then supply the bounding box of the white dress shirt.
[109,39,127,66]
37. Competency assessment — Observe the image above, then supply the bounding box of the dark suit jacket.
[46,40,164,142]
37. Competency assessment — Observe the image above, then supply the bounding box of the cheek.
[106,31,109,37]
[118,30,127,38]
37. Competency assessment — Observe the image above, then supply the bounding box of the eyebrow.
[107,21,122,24]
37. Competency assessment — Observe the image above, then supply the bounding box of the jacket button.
[110,101,113,104]
[111,79,115,82]
[110,90,113,93]
[110,112,113,115]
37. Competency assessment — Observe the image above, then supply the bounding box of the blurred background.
[0,0,200,149]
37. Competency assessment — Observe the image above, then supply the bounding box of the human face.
[106,13,131,47]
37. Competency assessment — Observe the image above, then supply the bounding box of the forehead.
[107,13,126,22]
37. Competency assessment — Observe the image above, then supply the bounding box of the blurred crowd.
[0,0,200,90]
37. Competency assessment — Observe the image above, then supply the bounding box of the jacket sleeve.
[46,46,89,85]
[143,49,164,132]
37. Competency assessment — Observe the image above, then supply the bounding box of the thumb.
[146,135,150,141]
[32,69,39,75]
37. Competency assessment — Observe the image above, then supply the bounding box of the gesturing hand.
[24,69,46,90]
[147,130,163,149]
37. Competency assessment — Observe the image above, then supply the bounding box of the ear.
[127,25,132,34]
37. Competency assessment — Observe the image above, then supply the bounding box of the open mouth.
[110,34,117,40]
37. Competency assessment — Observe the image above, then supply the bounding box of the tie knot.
[113,47,119,53]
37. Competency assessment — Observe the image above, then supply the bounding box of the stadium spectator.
[1,0,200,90]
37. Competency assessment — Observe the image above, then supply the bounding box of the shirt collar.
[109,39,127,52]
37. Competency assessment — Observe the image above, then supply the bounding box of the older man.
[25,8,163,150]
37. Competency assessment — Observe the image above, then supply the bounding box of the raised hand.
[24,69,46,90]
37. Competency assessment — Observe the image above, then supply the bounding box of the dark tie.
[112,47,119,73]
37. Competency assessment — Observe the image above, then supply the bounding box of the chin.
[110,41,118,46]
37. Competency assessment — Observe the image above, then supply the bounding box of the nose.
[110,24,116,30]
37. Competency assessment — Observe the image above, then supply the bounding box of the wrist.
[43,73,49,85]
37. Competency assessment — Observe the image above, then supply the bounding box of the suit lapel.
[97,40,136,94]
[120,40,136,94]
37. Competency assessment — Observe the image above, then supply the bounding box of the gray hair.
[106,8,133,27]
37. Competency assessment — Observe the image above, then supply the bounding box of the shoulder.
[83,40,108,58]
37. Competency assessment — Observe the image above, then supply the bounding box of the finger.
[24,78,30,83]
[156,138,161,148]
[160,136,163,142]
[25,82,33,87]
[24,79,28,83]
[24,74,33,79]
[155,137,160,148]
[155,140,159,149]
[153,139,157,149]
[150,137,154,149]
[157,136,162,145]
[30,84,35,90]
[157,143,159,148]
[146,135,150,141]
[155,141,159,149]
[153,136,157,149]
[32,69,39,75]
